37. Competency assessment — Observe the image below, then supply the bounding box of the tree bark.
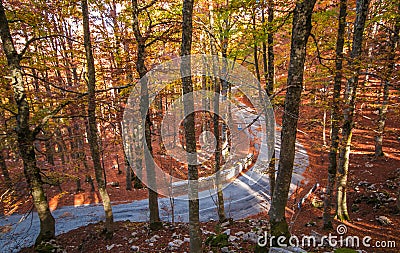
[125,152,133,190]
[0,149,12,188]
[374,2,399,157]
[54,127,68,165]
[75,177,83,193]
[323,0,347,229]
[132,0,161,230]
[219,2,230,222]
[208,1,226,223]
[336,0,370,222]
[252,9,261,83]
[265,0,275,97]
[397,190,400,212]
[268,0,316,244]
[45,135,55,166]
[81,0,114,234]
[181,0,202,251]
[262,0,276,198]
[213,62,226,223]
[0,0,55,245]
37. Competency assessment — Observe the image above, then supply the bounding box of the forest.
[0,0,399,252]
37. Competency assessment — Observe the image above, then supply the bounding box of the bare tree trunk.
[119,37,138,191]
[397,185,400,212]
[0,1,55,245]
[54,127,68,165]
[181,0,202,251]
[208,1,226,223]
[120,121,133,191]
[125,153,133,190]
[45,136,55,166]
[268,0,316,244]
[375,3,399,157]
[86,175,96,192]
[252,9,261,83]
[336,0,370,221]
[81,0,114,234]
[265,0,275,97]
[132,0,161,230]
[133,127,144,189]
[374,81,388,157]
[0,149,12,188]
[262,0,276,198]
[323,0,347,229]
[322,97,327,146]
[219,6,230,222]
[213,63,226,223]
[75,177,83,193]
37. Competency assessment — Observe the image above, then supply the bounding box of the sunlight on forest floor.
[48,192,101,209]
[73,192,99,207]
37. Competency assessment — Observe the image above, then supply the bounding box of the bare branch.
[32,93,87,137]
[95,83,134,93]
[138,0,158,12]
[23,72,85,95]
[19,35,79,58]
[269,85,296,101]
[310,33,335,74]
[145,25,178,48]
[24,72,133,95]
[0,104,17,115]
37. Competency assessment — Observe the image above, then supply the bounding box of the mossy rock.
[205,233,229,248]
[35,240,62,253]
[311,198,324,208]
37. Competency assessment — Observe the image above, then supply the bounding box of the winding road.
[0,103,309,252]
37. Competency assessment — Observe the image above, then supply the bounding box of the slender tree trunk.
[0,0,55,245]
[219,6,230,220]
[397,190,400,212]
[81,0,114,234]
[120,121,133,190]
[265,0,275,96]
[374,3,399,157]
[86,175,96,192]
[54,127,68,165]
[268,0,316,244]
[181,0,202,251]
[75,177,83,193]
[45,136,55,166]
[323,0,347,229]
[0,150,12,188]
[262,0,276,198]
[208,1,226,223]
[213,62,226,223]
[133,127,144,189]
[336,0,370,221]
[125,153,133,190]
[132,0,161,230]
[252,10,261,83]
[322,90,327,147]
[201,56,209,144]
[374,81,389,157]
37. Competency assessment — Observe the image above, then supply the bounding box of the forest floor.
[269,88,400,252]
[2,88,400,252]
